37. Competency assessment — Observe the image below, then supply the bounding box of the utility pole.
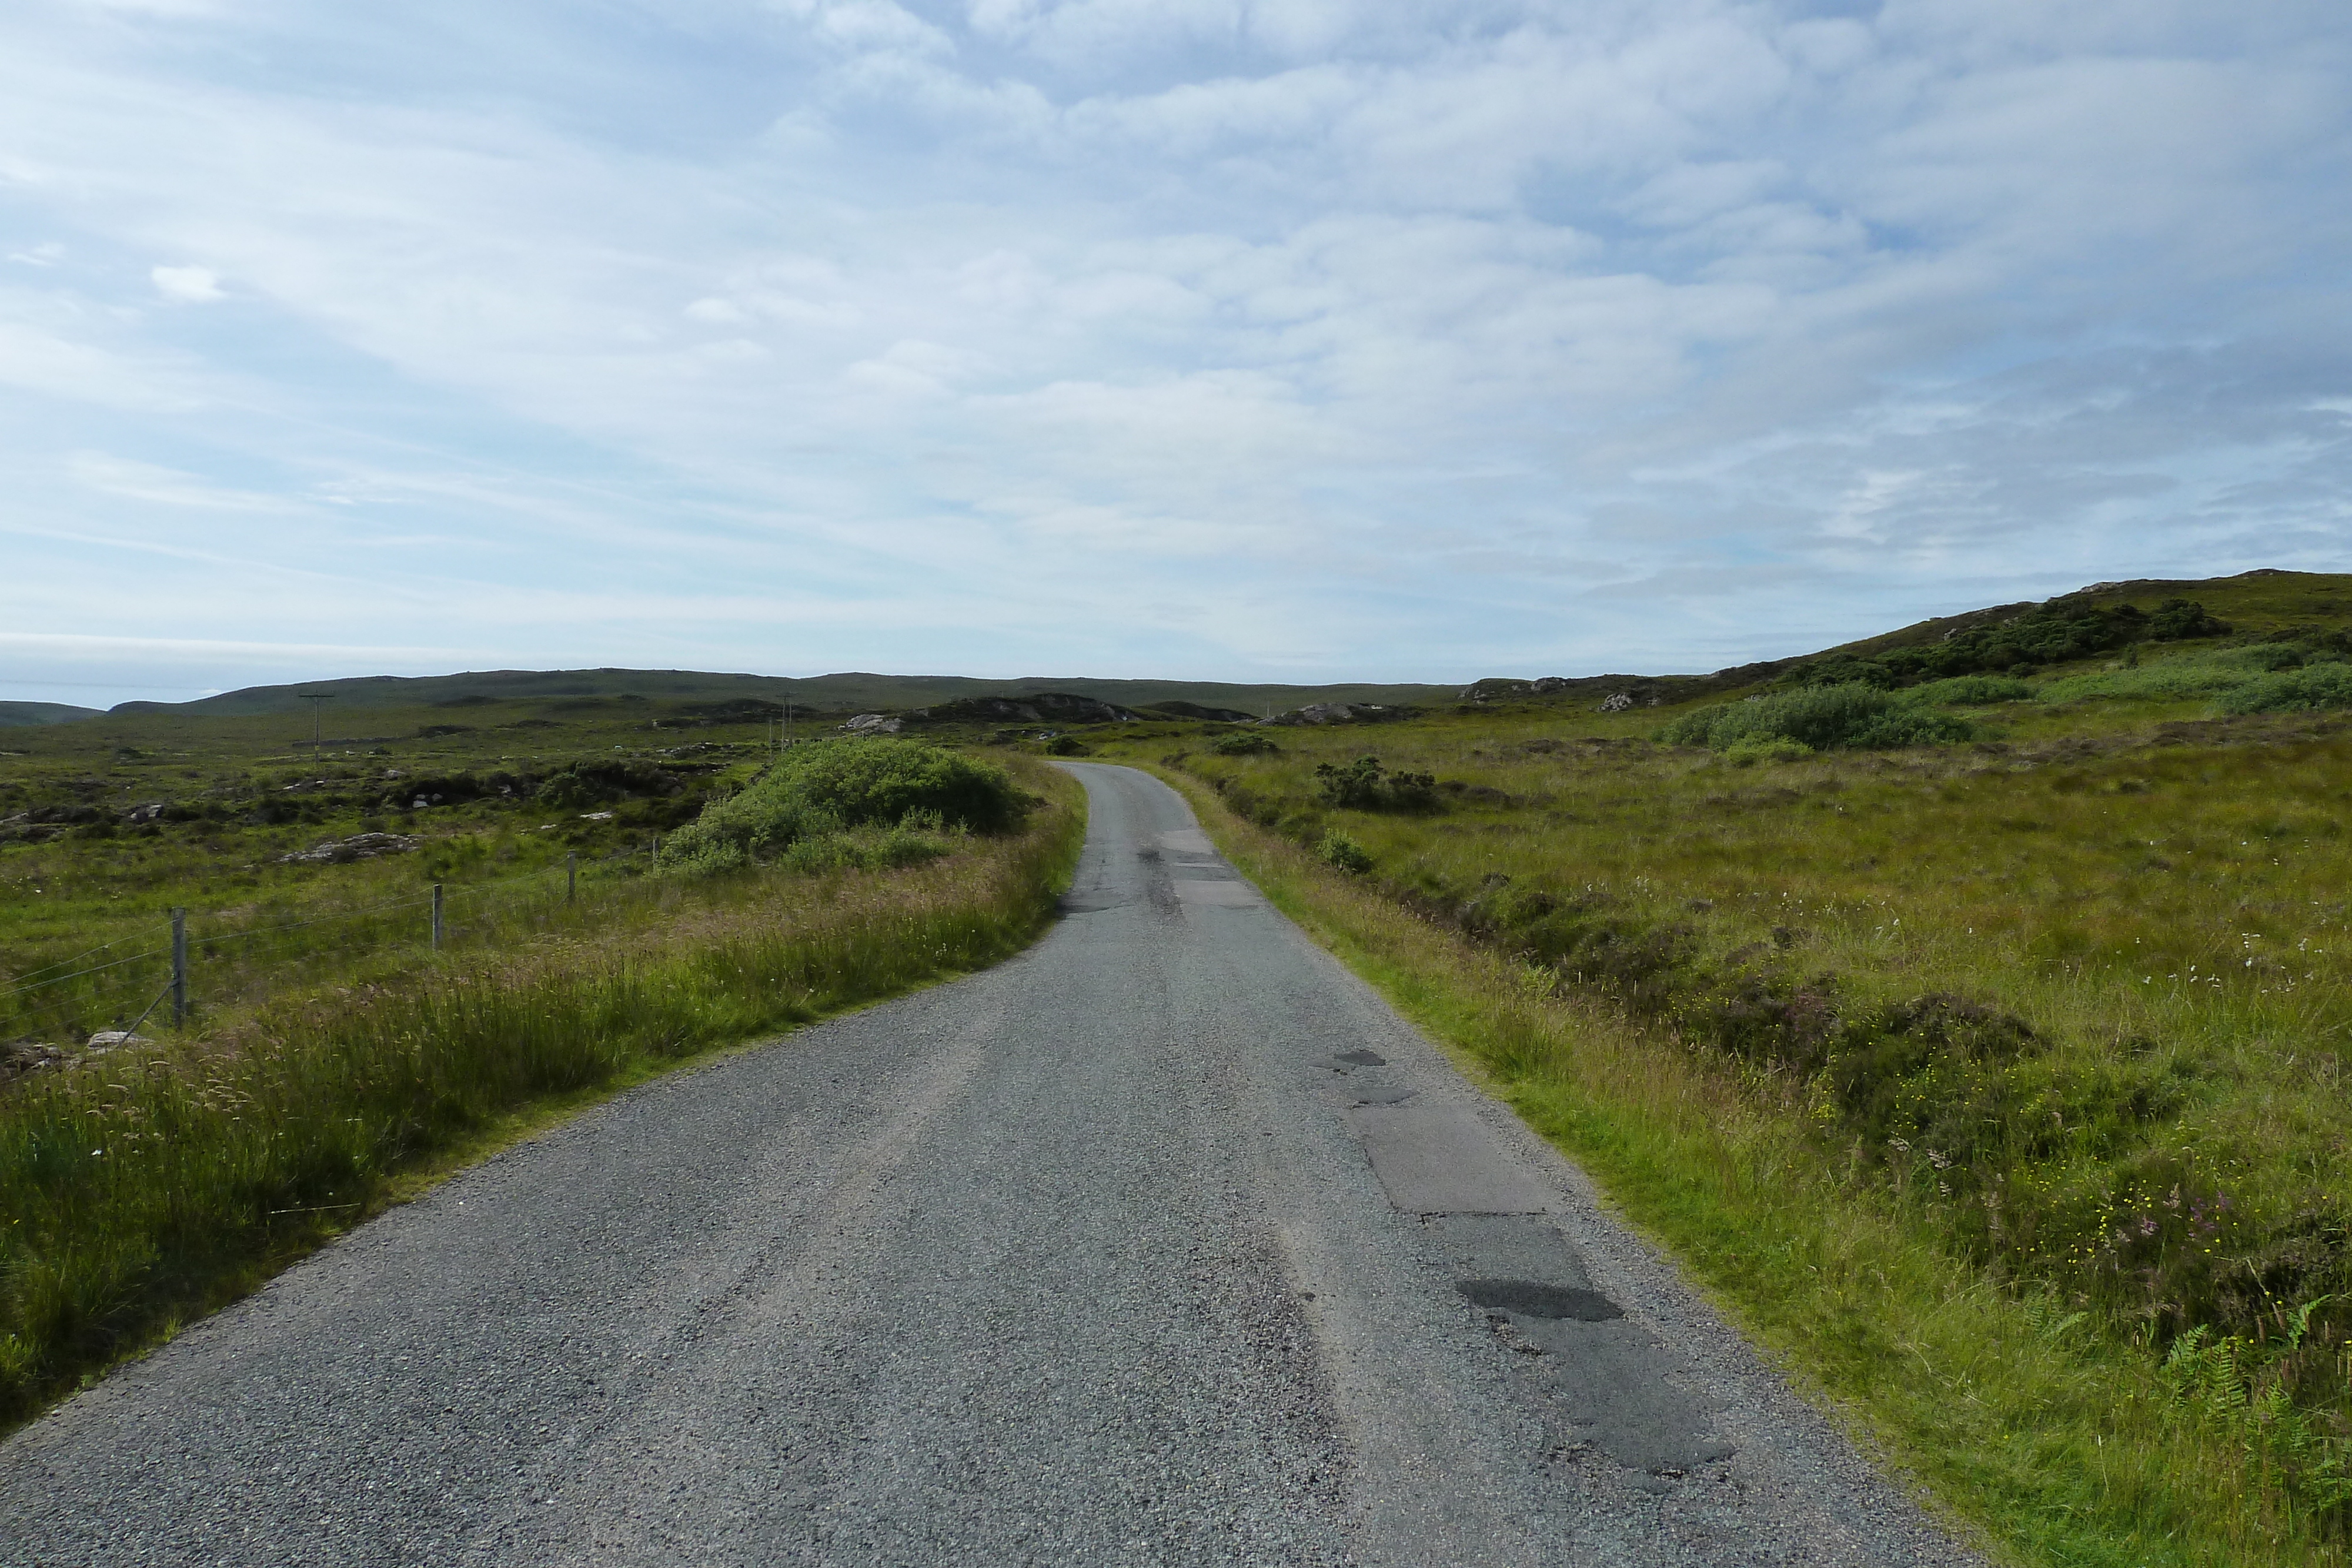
[297,692,335,749]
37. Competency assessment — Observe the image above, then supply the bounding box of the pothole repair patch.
[1457,1279,1623,1322]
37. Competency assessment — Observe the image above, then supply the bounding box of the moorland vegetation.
[0,696,1078,1426]
[1063,570,2352,1566]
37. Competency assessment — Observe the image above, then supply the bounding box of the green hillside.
[0,701,102,728]
[1458,567,2352,710]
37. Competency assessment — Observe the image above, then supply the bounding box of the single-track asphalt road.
[1,763,1979,1566]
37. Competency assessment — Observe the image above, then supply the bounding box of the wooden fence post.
[170,907,188,1026]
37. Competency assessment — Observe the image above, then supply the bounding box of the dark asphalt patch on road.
[1459,1279,1626,1322]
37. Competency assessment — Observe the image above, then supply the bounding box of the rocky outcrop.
[1265,702,1406,726]
[842,713,906,735]
[278,832,420,865]
[1458,677,1573,700]
[900,693,1142,728]
[1143,701,1259,723]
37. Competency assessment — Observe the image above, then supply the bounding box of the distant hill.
[103,668,1455,721]
[1461,569,2352,706]
[0,701,103,728]
[1823,569,2349,659]
[39,568,2348,732]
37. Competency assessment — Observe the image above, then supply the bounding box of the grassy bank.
[0,761,1083,1429]
[1152,761,2337,1565]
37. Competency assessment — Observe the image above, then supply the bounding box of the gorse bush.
[660,740,1024,874]
[1658,684,1975,753]
[1210,731,1278,756]
[1777,596,2229,688]
[766,739,1025,831]
[1899,674,2037,706]
[2035,643,2352,710]
[1314,755,1438,810]
[1317,830,1374,874]
[2219,662,2352,716]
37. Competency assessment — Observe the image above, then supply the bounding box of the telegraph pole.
[297,692,335,749]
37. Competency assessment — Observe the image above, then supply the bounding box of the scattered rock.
[1,1041,65,1081]
[278,831,421,865]
[1267,701,1404,726]
[907,694,1142,727]
[842,713,906,734]
[85,1031,152,1052]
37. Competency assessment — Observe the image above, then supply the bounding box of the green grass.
[0,745,1083,1430]
[0,692,794,1043]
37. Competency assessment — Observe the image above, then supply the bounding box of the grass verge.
[0,765,1084,1430]
[1152,761,2334,1567]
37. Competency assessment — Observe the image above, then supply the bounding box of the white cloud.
[0,317,205,409]
[66,449,299,510]
[844,337,978,396]
[150,263,223,301]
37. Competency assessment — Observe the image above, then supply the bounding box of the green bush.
[1659,685,1975,753]
[2041,645,2352,708]
[1044,735,1090,756]
[1210,731,1278,756]
[1315,756,1438,810]
[1318,830,1374,874]
[1773,597,2230,689]
[2216,663,2352,715]
[1778,654,1897,690]
[1899,675,2036,707]
[779,825,952,874]
[660,740,1021,873]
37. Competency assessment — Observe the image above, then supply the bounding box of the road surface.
[1,763,1976,1566]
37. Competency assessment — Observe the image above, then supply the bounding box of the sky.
[3,0,2349,706]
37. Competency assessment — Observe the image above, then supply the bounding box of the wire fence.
[2,840,668,1048]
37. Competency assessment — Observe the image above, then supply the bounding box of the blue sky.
[4,0,2348,704]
